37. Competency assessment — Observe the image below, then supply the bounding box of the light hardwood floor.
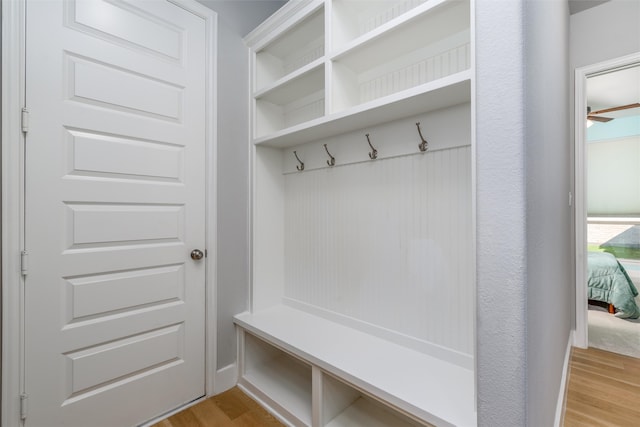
[563,346,640,426]
[156,347,640,427]
[152,388,284,427]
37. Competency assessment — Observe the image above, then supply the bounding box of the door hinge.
[20,393,28,420]
[569,191,573,207]
[21,108,29,133]
[21,250,29,276]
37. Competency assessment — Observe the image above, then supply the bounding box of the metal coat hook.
[366,134,378,160]
[293,151,304,171]
[416,122,428,152]
[324,144,335,166]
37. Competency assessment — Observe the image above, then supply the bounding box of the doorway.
[575,53,640,354]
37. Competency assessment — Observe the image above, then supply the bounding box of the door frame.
[1,1,218,425]
[573,52,640,348]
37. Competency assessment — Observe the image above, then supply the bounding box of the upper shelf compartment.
[331,0,427,49]
[254,71,470,147]
[330,0,470,113]
[255,64,325,139]
[247,0,472,147]
[255,6,325,92]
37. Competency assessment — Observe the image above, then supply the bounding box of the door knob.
[191,249,204,260]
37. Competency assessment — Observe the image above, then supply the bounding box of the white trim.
[244,0,320,48]
[1,0,26,425]
[195,1,219,399]
[245,41,255,365]
[166,0,220,400]
[469,0,478,411]
[213,363,239,395]
[248,43,258,313]
[554,330,574,427]
[573,52,640,349]
[587,216,640,224]
[574,66,588,348]
[1,1,218,424]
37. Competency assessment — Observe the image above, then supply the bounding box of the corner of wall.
[213,363,238,395]
[475,0,527,424]
[523,0,572,426]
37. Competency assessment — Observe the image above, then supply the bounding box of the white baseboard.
[554,330,574,427]
[213,363,238,395]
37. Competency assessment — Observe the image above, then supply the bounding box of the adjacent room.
[585,64,640,357]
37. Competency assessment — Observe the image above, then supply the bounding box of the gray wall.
[524,1,571,426]
[570,0,640,69]
[196,0,285,370]
[476,0,640,424]
[476,0,571,425]
[475,0,527,424]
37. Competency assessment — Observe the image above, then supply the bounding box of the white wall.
[476,1,571,425]
[196,0,285,370]
[570,0,640,69]
[284,145,474,363]
[475,1,527,424]
[571,0,640,221]
[570,0,640,234]
[524,1,571,426]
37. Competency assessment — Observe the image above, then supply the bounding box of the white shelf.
[255,57,325,99]
[256,63,325,105]
[330,0,469,113]
[253,70,470,147]
[255,6,324,91]
[331,0,468,63]
[249,0,470,147]
[235,305,477,427]
[326,397,422,427]
[240,332,313,426]
[322,371,424,427]
[331,0,429,50]
[255,65,326,138]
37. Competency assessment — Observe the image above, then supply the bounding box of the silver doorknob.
[191,249,204,260]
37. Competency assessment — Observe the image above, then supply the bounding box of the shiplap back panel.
[284,145,473,355]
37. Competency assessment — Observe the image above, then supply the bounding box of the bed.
[588,251,640,319]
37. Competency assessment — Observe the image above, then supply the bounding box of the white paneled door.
[24,1,207,426]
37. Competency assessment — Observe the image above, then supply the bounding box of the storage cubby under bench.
[235,306,476,427]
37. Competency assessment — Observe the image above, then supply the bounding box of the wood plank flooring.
[563,346,640,426]
[152,387,285,427]
[157,346,640,427]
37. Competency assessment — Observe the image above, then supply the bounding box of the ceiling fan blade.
[587,115,614,123]
[590,103,640,115]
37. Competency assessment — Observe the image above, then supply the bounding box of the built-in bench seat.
[234,305,476,427]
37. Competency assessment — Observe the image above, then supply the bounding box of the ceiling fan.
[587,103,640,123]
